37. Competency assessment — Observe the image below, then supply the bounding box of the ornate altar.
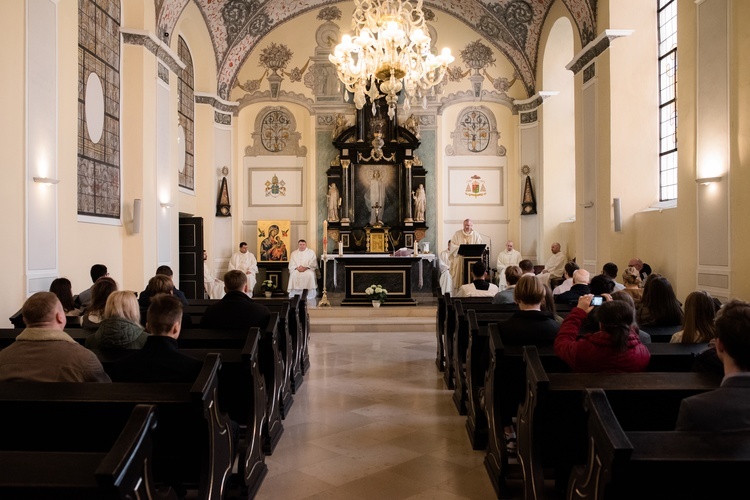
[327,97,427,253]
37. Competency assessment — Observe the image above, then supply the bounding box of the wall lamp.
[32,176,60,184]
[695,176,722,185]
[160,202,174,208]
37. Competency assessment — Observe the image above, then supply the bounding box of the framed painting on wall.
[257,220,291,262]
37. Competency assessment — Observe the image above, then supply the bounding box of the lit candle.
[323,220,328,257]
[338,240,343,256]
[414,237,418,255]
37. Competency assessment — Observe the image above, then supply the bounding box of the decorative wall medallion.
[465,175,487,198]
[460,110,491,153]
[260,109,291,152]
[264,174,287,197]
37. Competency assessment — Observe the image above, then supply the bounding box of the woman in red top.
[554,294,650,372]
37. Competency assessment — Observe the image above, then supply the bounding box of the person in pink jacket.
[554,294,650,372]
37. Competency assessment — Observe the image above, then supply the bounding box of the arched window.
[178,36,195,190]
[658,0,678,201]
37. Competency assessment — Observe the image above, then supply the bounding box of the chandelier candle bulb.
[329,0,454,121]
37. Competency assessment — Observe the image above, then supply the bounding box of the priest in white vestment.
[438,241,453,296]
[287,239,318,306]
[203,250,225,300]
[228,242,258,297]
[448,219,483,294]
[496,240,522,289]
[537,242,566,287]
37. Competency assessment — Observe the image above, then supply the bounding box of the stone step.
[309,304,437,333]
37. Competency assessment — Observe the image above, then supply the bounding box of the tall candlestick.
[323,220,328,257]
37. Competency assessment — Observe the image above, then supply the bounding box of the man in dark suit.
[555,269,591,305]
[676,299,750,431]
[109,294,202,383]
[137,265,189,308]
[200,270,271,330]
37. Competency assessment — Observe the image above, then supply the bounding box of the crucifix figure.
[371,202,383,228]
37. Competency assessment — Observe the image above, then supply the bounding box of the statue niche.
[327,95,427,253]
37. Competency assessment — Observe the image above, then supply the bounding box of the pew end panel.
[569,388,750,500]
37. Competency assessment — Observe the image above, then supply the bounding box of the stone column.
[340,159,351,225]
[404,159,414,224]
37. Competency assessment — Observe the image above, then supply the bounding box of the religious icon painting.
[257,220,291,262]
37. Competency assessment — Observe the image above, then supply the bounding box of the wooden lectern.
[457,244,486,286]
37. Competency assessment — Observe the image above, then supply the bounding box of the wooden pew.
[435,293,448,372]
[94,329,269,498]
[0,404,174,499]
[517,346,722,500]
[296,290,311,376]
[175,322,286,455]
[8,308,82,329]
[640,324,682,343]
[0,355,234,499]
[568,388,750,500]
[481,332,706,497]
[451,300,519,414]
[187,295,304,398]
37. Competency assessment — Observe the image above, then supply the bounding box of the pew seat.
[568,388,750,500]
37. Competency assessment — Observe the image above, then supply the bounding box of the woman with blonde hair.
[85,291,147,351]
[670,290,717,344]
[620,266,643,303]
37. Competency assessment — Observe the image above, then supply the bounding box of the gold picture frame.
[257,220,291,262]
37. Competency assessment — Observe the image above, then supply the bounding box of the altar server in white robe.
[439,240,453,296]
[228,242,258,297]
[536,242,566,288]
[203,250,225,300]
[288,239,318,306]
[496,240,522,289]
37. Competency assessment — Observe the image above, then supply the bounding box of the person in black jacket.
[555,269,591,305]
[200,270,271,330]
[108,294,202,383]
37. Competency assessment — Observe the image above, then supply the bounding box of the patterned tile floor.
[255,329,498,499]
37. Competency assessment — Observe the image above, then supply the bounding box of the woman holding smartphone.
[554,294,650,373]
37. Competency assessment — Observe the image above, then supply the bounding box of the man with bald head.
[448,219,483,293]
[537,242,566,287]
[554,269,591,305]
[496,240,522,290]
[0,292,110,382]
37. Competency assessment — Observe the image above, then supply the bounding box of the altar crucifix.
[371,202,383,228]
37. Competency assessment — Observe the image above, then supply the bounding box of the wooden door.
[179,216,204,300]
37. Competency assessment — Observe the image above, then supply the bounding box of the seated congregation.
[0,271,313,498]
[437,259,749,499]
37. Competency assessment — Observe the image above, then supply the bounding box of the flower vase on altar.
[372,301,381,308]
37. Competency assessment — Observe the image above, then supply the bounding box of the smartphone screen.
[591,296,603,306]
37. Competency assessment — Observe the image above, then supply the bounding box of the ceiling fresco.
[155,0,596,100]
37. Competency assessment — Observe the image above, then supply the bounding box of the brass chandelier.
[328,0,454,120]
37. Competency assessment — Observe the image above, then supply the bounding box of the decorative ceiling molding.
[235,90,315,115]
[155,0,597,100]
[566,29,635,75]
[194,92,239,114]
[437,89,516,115]
[121,28,185,74]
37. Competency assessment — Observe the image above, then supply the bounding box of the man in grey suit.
[675,299,750,431]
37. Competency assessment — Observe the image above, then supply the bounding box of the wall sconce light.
[695,176,722,185]
[160,202,174,208]
[32,176,60,184]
